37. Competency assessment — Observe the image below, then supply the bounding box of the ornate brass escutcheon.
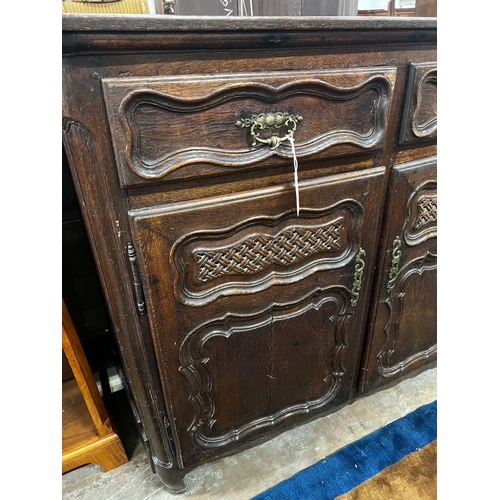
[235,112,303,149]
[350,248,366,307]
[387,236,402,292]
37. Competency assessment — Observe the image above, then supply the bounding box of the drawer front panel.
[103,68,396,187]
[129,166,386,467]
[399,63,437,144]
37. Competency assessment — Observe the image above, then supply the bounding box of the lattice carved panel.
[173,201,362,306]
[194,220,344,284]
[404,181,437,246]
[415,196,437,229]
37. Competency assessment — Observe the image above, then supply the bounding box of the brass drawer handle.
[236,111,303,216]
[350,248,366,307]
[387,236,402,292]
[236,112,303,150]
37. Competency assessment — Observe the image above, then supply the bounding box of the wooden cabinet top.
[62,15,436,53]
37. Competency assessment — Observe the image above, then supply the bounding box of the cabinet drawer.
[103,68,396,188]
[399,63,437,144]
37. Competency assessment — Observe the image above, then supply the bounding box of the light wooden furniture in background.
[61,0,149,14]
[62,300,128,473]
[414,0,437,17]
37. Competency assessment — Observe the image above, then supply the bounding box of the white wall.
[358,0,415,9]
[358,0,386,8]
[396,0,416,7]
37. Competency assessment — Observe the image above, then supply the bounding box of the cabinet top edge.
[62,15,437,55]
[62,14,437,33]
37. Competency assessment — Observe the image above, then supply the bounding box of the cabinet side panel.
[62,59,182,478]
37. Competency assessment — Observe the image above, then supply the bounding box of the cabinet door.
[359,157,437,394]
[129,167,385,468]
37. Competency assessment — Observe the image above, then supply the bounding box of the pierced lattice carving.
[403,178,437,247]
[194,222,344,283]
[415,196,437,229]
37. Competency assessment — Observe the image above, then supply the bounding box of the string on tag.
[288,133,300,217]
[239,0,254,16]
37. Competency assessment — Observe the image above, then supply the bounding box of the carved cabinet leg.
[155,464,187,494]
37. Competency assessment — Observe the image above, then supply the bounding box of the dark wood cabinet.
[62,15,436,493]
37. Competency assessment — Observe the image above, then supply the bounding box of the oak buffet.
[62,14,437,492]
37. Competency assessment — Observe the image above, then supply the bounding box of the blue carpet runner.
[252,399,437,500]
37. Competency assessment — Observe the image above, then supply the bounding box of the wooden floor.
[62,367,437,500]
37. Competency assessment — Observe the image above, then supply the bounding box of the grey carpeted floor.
[62,367,437,500]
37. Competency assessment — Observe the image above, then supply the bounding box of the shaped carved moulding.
[102,68,396,187]
[378,251,437,377]
[399,62,437,144]
[179,287,352,450]
[172,201,363,306]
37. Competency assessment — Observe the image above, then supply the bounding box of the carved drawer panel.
[399,63,437,144]
[359,157,437,395]
[102,68,396,187]
[128,166,386,467]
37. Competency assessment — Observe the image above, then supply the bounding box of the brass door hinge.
[127,243,146,314]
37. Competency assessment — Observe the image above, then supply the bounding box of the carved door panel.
[359,157,437,395]
[128,166,385,468]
